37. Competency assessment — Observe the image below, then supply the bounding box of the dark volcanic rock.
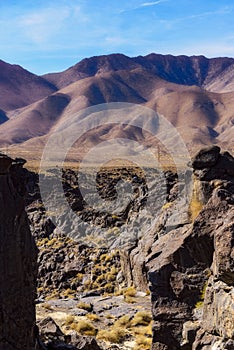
[0,154,38,350]
[38,317,64,342]
[122,147,234,350]
[38,317,102,350]
[192,145,220,169]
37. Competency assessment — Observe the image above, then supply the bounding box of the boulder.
[192,145,220,169]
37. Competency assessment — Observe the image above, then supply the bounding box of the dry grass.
[97,327,126,343]
[123,286,137,297]
[124,295,137,304]
[134,334,152,350]
[195,281,208,309]
[114,315,132,328]
[65,315,75,326]
[189,179,203,221]
[62,288,76,298]
[86,313,100,322]
[76,301,92,311]
[71,319,97,336]
[189,197,203,221]
[42,303,53,310]
[131,311,152,326]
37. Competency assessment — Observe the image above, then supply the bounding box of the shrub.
[189,197,203,221]
[123,286,137,297]
[105,272,116,282]
[96,274,105,284]
[114,315,132,328]
[45,289,60,300]
[71,320,97,336]
[65,315,75,325]
[104,283,115,294]
[62,288,75,298]
[124,295,137,304]
[131,311,152,326]
[42,303,53,310]
[76,301,93,312]
[97,327,126,343]
[134,334,152,350]
[195,281,208,308]
[86,313,100,322]
[132,323,153,336]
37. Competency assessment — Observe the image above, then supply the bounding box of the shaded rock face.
[38,317,102,350]
[123,147,234,350]
[0,154,38,350]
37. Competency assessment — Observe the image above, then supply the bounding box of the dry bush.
[76,301,92,311]
[134,334,152,350]
[97,327,126,343]
[124,295,137,304]
[71,320,97,336]
[131,311,152,326]
[86,313,100,322]
[114,315,132,328]
[123,286,137,297]
[65,315,75,325]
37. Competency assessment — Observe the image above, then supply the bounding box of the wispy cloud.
[187,7,233,20]
[119,0,168,14]
[139,0,168,8]
[19,8,70,44]
[155,6,233,30]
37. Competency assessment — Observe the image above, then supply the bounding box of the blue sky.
[0,0,234,74]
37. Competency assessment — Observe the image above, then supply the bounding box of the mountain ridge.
[0,53,233,159]
[42,53,234,92]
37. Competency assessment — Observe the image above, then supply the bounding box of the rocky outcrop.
[37,317,102,350]
[0,154,38,350]
[36,236,121,300]
[121,146,234,350]
[16,145,233,350]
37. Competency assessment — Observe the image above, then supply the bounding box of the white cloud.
[140,0,168,8]
[119,0,168,14]
[19,7,70,44]
[18,4,88,45]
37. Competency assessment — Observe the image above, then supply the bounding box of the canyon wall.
[0,154,37,350]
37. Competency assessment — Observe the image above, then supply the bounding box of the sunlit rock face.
[124,147,234,350]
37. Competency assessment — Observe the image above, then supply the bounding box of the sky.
[0,0,234,75]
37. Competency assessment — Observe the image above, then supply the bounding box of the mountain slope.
[43,54,141,89]
[1,68,234,155]
[0,53,234,159]
[0,93,70,145]
[0,60,57,111]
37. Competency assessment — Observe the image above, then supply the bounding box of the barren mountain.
[0,60,57,111]
[0,53,233,159]
[43,53,234,92]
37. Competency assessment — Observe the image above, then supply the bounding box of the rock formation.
[121,146,234,349]
[0,154,38,349]
[8,145,233,350]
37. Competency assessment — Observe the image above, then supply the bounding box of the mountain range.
[0,53,234,161]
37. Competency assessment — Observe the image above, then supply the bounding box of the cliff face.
[0,154,37,350]
[122,147,234,350]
